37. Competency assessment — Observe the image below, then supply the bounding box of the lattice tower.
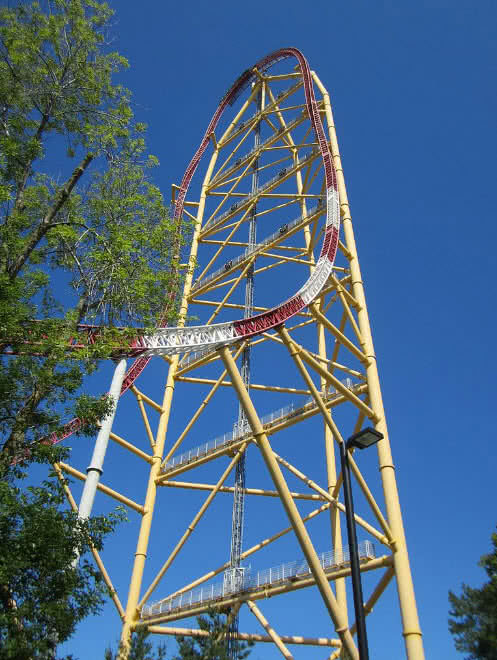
[51,49,425,660]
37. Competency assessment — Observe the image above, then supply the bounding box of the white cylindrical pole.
[78,357,127,520]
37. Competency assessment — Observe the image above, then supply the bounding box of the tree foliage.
[105,628,167,660]
[449,528,497,659]
[0,460,125,660]
[0,0,187,461]
[0,0,188,656]
[105,611,252,660]
[173,611,253,660]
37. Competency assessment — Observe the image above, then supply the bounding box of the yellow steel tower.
[56,49,424,659]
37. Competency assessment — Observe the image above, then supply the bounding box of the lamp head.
[346,427,384,451]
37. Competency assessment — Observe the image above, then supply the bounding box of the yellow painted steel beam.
[219,345,359,660]
[329,275,363,345]
[203,163,257,233]
[133,391,156,450]
[108,431,153,464]
[316,297,348,623]
[264,103,307,114]
[272,452,388,546]
[247,600,294,659]
[53,464,126,620]
[309,306,369,367]
[260,385,369,437]
[264,72,302,80]
[158,480,326,501]
[253,197,300,218]
[202,156,321,239]
[186,299,270,313]
[57,462,145,515]
[192,205,324,297]
[205,256,256,325]
[347,453,395,546]
[217,154,292,189]
[216,80,302,151]
[259,251,314,266]
[277,326,345,444]
[265,140,317,149]
[145,625,340,647]
[129,386,164,413]
[293,337,376,421]
[156,385,369,483]
[194,213,248,285]
[200,239,306,252]
[216,80,264,149]
[251,192,322,199]
[176,376,311,396]
[156,438,256,481]
[328,309,349,371]
[176,347,222,375]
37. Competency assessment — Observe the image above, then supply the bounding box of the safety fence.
[161,378,356,474]
[142,540,375,619]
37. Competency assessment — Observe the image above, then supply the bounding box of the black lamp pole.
[340,439,369,660]
[339,427,383,660]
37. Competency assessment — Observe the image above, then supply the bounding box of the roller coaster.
[36,49,425,659]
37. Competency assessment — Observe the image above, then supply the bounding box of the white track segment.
[133,323,239,357]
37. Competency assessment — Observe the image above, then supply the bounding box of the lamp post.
[339,427,384,660]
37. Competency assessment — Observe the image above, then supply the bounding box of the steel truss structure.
[52,49,425,659]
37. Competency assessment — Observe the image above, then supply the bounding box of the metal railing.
[162,378,356,473]
[142,540,375,619]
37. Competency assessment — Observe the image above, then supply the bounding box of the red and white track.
[50,48,339,444]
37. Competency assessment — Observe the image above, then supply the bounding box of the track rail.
[43,48,339,446]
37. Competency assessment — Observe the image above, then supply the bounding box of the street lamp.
[339,427,384,660]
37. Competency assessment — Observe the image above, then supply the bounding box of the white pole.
[78,357,127,520]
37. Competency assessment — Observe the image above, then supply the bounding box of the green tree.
[449,528,497,659]
[105,628,167,660]
[0,465,125,660]
[173,611,253,660]
[105,612,252,660]
[0,0,188,656]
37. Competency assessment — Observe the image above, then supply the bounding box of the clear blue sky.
[59,1,497,658]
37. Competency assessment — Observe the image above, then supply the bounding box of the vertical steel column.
[226,86,262,660]
[312,72,425,659]
[119,150,220,657]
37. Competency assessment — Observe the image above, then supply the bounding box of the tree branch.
[8,152,94,279]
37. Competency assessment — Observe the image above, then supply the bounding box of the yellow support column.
[119,144,220,656]
[313,72,425,659]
